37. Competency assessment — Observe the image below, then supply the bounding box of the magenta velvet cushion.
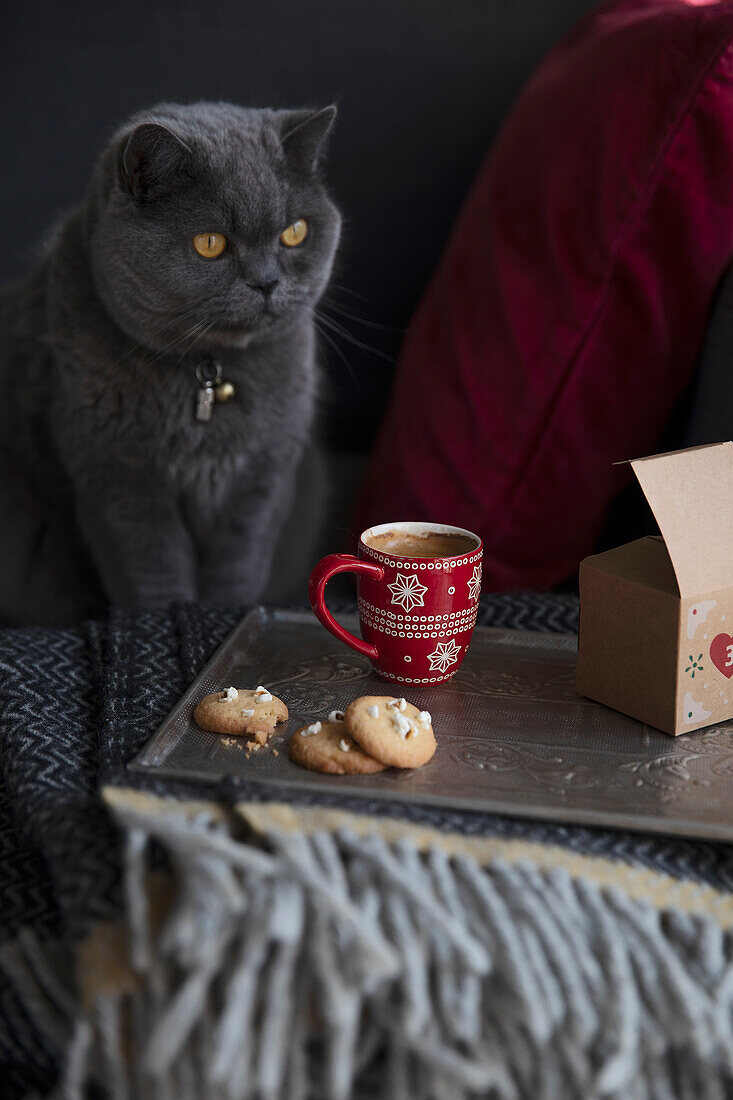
[355,0,733,590]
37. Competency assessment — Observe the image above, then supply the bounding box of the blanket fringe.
[6,800,733,1099]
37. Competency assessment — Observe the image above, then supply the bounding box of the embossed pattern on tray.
[129,607,733,841]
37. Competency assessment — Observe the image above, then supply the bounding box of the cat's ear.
[120,123,192,202]
[279,106,337,173]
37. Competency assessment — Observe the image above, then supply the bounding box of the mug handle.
[308,553,384,661]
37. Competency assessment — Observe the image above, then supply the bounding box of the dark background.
[3,0,594,450]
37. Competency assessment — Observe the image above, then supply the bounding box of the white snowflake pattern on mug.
[427,638,462,673]
[387,572,428,613]
[467,564,482,603]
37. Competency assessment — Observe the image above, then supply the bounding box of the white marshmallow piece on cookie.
[393,712,412,739]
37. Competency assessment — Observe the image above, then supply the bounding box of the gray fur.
[0,101,341,624]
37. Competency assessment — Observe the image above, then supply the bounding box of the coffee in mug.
[309,521,483,684]
[362,529,477,559]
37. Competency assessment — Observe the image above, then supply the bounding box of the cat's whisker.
[313,309,396,365]
[329,282,372,304]
[189,319,215,347]
[144,312,221,364]
[173,320,215,367]
[320,299,404,334]
[104,307,211,376]
[110,310,219,380]
[139,321,210,371]
[312,318,362,393]
[127,325,200,378]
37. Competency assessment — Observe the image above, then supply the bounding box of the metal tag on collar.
[195,359,222,422]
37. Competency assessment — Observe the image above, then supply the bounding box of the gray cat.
[0,101,341,625]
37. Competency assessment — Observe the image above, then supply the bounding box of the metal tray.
[129,607,733,841]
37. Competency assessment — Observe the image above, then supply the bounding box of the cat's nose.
[247,279,279,298]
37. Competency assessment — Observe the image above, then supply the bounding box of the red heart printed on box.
[710,634,733,679]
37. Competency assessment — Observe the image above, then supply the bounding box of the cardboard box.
[577,442,733,736]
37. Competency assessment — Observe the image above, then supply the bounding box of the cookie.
[344,696,436,768]
[193,685,288,744]
[288,719,386,775]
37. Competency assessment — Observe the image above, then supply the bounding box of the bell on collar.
[195,359,236,421]
[215,380,236,402]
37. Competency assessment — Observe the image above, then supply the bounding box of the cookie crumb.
[220,687,238,702]
[328,709,345,722]
[339,739,351,753]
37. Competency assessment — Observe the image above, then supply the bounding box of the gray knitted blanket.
[1,594,733,1099]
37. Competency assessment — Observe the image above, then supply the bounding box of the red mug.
[308,521,483,684]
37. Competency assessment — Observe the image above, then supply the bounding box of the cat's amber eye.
[280,219,308,247]
[192,232,228,259]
